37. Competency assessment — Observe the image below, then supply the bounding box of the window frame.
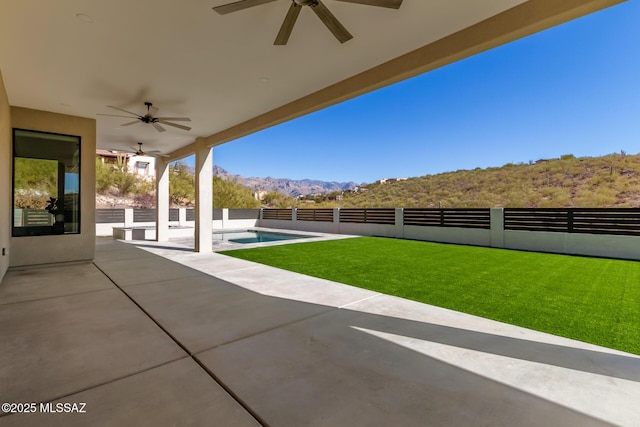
[11,128,82,237]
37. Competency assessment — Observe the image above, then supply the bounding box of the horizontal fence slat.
[263,209,293,221]
[340,208,395,225]
[96,209,125,224]
[297,209,334,222]
[133,209,156,223]
[404,208,490,229]
[504,208,640,236]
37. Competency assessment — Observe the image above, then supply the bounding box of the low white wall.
[404,225,491,247]
[224,219,260,230]
[295,221,339,234]
[504,230,567,254]
[566,233,639,260]
[338,222,398,238]
[98,209,260,237]
[260,219,296,230]
[96,223,125,236]
[505,230,640,260]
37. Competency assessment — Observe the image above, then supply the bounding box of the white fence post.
[490,208,505,248]
[179,208,186,226]
[395,208,404,239]
[124,208,134,227]
[292,208,298,230]
[222,208,229,229]
[333,208,340,234]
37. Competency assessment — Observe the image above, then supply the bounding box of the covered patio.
[1,0,637,425]
[1,237,638,426]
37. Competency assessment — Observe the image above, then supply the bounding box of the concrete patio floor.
[1,237,639,426]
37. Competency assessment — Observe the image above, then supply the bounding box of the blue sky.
[208,1,639,184]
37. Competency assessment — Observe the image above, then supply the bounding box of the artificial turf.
[221,236,640,355]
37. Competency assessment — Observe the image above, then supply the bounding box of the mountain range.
[213,165,359,197]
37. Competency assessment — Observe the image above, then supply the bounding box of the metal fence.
[96,208,640,237]
[404,208,491,229]
[504,208,640,236]
[95,209,125,224]
[296,208,334,222]
[262,209,293,220]
[339,208,396,225]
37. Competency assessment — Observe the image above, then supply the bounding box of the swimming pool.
[212,230,313,244]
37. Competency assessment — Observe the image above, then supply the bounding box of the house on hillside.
[96,149,156,179]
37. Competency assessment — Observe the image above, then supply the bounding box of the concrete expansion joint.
[91,262,267,426]
[0,286,115,307]
[16,357,192,413]
[338,293,383,309]
[213,265,265,275]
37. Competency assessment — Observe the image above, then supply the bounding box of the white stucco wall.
[0,70,11,281]
[9,107,96,267]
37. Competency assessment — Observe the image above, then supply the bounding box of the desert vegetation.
[316,152,640,208]
[96,159,259,209]
[93,152,640,209]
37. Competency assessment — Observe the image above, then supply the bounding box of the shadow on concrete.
[2,239,636,426]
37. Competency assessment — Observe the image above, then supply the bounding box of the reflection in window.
[136,161,149,176]
[12,129,81,236]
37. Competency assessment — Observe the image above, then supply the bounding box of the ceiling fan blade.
[147,105,159,117]
[159,120,192,131]
[97,113,138,118]
[147,150,170,158]
[334,0,403,9]
[274,3,302,45]
[152,122,166,132]
[156,117,191,122]
[121,120,140,126]
[311,1,353,44]
[213,0,277,15]
[106,105,141,117]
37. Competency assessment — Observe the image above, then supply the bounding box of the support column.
[155,157,170,242]
[195,138,213,253]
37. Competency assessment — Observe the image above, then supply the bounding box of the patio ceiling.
[0,0,623,159]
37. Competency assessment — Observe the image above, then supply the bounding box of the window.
[12,129,81,236]
[136,161,149,176]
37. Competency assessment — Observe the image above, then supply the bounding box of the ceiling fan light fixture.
[75,13,94,23]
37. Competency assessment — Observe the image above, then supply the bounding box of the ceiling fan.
[213,0,403,45]
[98,102,192,132]
[126,142,169,157]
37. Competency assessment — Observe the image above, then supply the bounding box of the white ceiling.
[0,0,528,156]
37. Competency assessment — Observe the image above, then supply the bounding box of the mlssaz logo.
[40,402,87,413]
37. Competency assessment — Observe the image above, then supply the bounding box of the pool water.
[212,230,312,244]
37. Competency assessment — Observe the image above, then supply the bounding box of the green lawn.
[221,237,640,355]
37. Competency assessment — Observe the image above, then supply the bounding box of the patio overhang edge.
[162,0,624,162]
